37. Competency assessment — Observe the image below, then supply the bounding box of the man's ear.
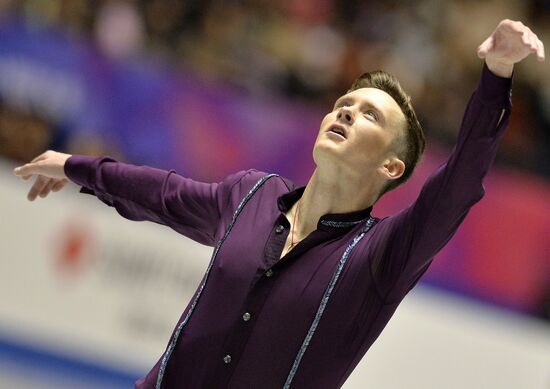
[378,157,405,181]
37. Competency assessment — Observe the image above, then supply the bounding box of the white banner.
[0,158,214,375]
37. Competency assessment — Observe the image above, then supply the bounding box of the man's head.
[313,70,425,201]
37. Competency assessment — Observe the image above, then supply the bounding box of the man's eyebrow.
[333,96,350,107]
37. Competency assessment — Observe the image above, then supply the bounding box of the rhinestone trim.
[319,218,367,228]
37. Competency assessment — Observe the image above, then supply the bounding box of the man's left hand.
[477,19,545,77]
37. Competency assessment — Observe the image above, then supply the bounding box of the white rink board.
[0,159,214,374]
[1,159,550,388]
[346,287,550,389]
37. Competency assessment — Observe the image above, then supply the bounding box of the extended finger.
[27,175,50,201]
[51,179,68,192]
[39,179,57,198]
[477,37,493,58]
[501,20,524,35]
[14,152,48,177]
[536,39,545,61]
[522,30,533,47]
[528,33,538,52]
[14,161,43,177]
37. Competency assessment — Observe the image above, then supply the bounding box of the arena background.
[0,1,549,388]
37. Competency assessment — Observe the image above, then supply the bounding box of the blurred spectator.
[95,0,145,60]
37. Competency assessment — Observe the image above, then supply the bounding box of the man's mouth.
[327,124,347,139]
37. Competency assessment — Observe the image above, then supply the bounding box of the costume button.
[265,269,274,277]
[242,312,251,321]
[275,225,285,234]
[223,354,232,364]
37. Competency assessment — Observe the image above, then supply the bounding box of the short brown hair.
[348,70,425,198]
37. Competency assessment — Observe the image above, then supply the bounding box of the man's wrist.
[484,59,514,78]
[477,62,513,109]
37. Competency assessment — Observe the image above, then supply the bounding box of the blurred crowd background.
[0,0,549,176]
[0,0,549,322]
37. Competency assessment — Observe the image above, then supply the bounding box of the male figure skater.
[14,19,545,389]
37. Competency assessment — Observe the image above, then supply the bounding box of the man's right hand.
[13,150,73,201]
[477,19,545,78]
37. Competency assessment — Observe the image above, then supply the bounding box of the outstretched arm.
[14,151,253,246]
[367,19,545,303]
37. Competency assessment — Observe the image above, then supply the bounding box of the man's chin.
[313,139,345,154]
[313,145,346,167]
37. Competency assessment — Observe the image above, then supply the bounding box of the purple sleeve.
[64,156,253,247]
[368,62,513,303]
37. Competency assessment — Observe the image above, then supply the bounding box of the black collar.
[277,186,373,232]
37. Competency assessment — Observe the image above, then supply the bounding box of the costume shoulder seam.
[278,175,295,192]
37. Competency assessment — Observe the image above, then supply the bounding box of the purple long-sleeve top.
[64,62,512,389]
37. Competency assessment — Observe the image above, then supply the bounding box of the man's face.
[313,87,406,179]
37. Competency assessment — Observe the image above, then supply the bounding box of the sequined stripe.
[156,173,279,389]
[283,217,378,388]
[319,218,367,228]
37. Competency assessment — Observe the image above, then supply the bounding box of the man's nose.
[337,107,354,124]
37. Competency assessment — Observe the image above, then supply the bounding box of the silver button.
[242,312,251,321]
[265,269,274,277]
[275,225,284,234]
[223,354,232,364]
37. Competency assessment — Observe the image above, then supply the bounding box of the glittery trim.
[283,217,378,388]
[319,218,367,228]
[156,173,279,389]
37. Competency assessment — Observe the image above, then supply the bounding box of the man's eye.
[365,110,378,120]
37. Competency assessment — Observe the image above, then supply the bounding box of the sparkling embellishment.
[223,354,232,364]
[283,217,378,388]
[319,218,367,228]
[242,312,251,321]
[155,173,279,389]
[265,268,274,277]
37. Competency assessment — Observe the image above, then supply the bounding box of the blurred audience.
[0,0,548,178]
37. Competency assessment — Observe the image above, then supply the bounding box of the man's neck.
[290,167,379,240]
